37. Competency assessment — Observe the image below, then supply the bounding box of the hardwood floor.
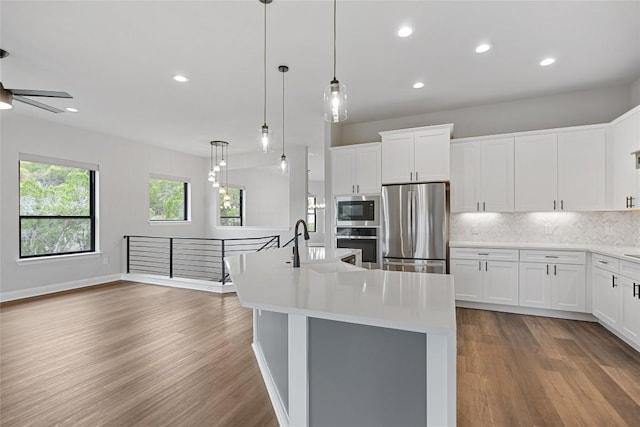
[0,281,277,427]
[457,308,640,427]
[1,281,639,426]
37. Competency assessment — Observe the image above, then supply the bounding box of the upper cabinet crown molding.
[378,123,454,138]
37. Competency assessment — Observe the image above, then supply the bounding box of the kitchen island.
[226,247,456,427]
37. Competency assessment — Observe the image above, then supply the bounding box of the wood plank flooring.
[1,281,639,426]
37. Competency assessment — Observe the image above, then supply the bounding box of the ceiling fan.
[0,49,73,113]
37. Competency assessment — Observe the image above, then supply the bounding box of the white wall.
[631,75,640,107]
[0,113,207,297]
[341,83,634,145]
[225,167,289,227]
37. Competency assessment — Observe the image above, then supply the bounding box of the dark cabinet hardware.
[478,261,481,271]
[560,200,564,210]
[546,264,549,275]
[485,261,488,271]
[545,255,559,258]
[553,200,556,210]
[477,202,480,211]
[633,283,639,298]
[612,275,617,288]
[554,265,557,276]
[483,201,486,211]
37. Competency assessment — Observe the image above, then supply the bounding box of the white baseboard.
[122,274,236,294]
[252,342,289,427]
[0,274,122,302]
[455,301,597,322]
[597,320,640,353]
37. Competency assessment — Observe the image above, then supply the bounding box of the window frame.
[18,159,97,259]
[218,186,244,227]
[148,175,190,222]
[307,195,317,233]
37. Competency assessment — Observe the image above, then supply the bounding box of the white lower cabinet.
[450,248,519,306]
[620,275,640,345]
[592,255,621,329]
[483,261,519,305]
[519,251,586,313]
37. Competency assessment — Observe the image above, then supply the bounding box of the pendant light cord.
[210,142,213,170]
[282,69,285,156]
[263,1,267,125]
[333,0,337,80]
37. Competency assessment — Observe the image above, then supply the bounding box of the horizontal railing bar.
[125,234,280,242]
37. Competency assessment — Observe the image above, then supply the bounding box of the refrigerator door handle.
[408,190,413,255]
[411,190,418,254]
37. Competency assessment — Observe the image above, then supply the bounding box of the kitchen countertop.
[225,247,456,335]
[450,241,640,263]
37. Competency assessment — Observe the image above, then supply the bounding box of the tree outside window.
[219,187,243,226]
[149,178,189,221]
[19,160,96,258]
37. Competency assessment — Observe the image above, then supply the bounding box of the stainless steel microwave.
[335,195,380,227]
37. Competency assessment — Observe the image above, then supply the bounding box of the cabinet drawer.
[519,250,585,265]
[592,253,619,273]
[450,247,519,262]
[621,261,640,282]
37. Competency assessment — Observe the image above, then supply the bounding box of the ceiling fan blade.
[13,95,65,113]
[8,89,72,98]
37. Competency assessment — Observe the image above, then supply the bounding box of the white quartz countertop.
[450,241,640,263]
[225,247,456,335]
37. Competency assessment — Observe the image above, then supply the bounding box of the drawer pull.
[598,260,608,265]
[478,253,489,256]
[633,283,639,298]
[545,255,559,258]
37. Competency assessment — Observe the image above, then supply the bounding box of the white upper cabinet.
[610,108,640,210]
[380,124,453,184]
[515,133,558,212]
[451,137,514,212]
[557,128,606,211]
[515,128,606,212]
[330,143,381,195]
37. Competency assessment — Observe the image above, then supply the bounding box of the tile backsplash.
[450,211,640,246]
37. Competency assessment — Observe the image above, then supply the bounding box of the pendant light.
[324,0,347,123]
[209,140,228,189]
[207,142,215,182]
[258,0,273,152]
[279,65,289,174]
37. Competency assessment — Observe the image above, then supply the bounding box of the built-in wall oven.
[335,195,380,227]
[336,227,380,269]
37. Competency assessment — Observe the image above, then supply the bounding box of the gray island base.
[226,247,456,427]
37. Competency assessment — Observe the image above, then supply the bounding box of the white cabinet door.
[519,262,550,308]
[593,267,620,328]
[611,112,639,210]
[331,148,355,195]
[414,130,450,182]
[381,134,413,184]
[450,142,478,213]
[557,129,606,211]
[355,144,381,194]
[451,259,483,302]
[483,261,519,305]
[515,133,558,211]
[620,276,640,345]
[480,137,514,212]
[551,263,586,312]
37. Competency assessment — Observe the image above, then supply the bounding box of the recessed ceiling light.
[413,82,424,89]
[397,26,413,38]
[65,107,78,113]
[173,75,189,83]
[539,57,556,67]
[475,43,492,54]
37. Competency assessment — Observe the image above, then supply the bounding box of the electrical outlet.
[471,224,479,235]
[103,257,108,265]
[544,224,553,235]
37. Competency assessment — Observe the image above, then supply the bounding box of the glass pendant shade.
[208,170,215,182]
[324,79,347,123]
[259,124,272,152]
[219,186,226,194]
[212,181,220,188]
[280,154,288,174]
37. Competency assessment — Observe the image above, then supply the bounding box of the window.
[307,195,317,232]
[219,187,243,226]
[19,159,96,258]
[149,177,189,221]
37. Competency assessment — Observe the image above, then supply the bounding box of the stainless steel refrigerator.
[381,182,448,274]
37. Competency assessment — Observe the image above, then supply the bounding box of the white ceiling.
[2,0,639,178]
